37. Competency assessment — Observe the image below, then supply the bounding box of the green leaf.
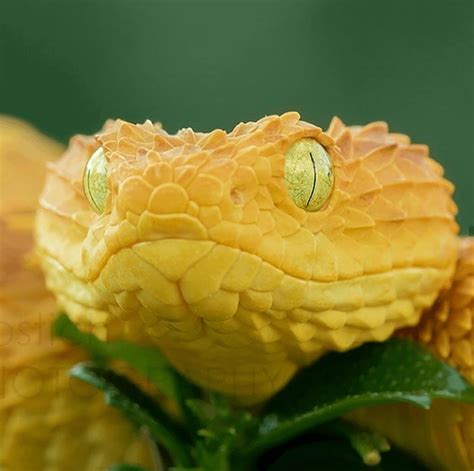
[187,393,257,471]
[53,313,199,416]
[70,362,194,468]
[317,419,390,465]
[243,338,474,456]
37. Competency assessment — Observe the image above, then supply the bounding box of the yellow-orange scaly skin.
[0,117,155,470]
[36,112,459,404]
[349,238,474,470]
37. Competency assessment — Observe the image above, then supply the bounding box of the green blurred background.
[1,0,472,232]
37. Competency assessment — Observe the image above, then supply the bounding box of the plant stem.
[318,419,390,466]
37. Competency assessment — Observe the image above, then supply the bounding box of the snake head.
[37,113,459,400]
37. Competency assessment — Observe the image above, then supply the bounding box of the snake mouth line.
[39,238,454,321]
[38,222,457,283]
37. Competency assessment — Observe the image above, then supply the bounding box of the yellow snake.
[1,112,472,469]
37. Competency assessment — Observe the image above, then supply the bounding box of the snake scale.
[1,113,472,469]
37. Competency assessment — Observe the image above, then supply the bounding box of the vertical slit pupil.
[306,151,317,207]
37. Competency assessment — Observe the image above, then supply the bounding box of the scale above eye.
[83,137,335,215]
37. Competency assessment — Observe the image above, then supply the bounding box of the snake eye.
[284,138,334,212]
[83,147,109,214]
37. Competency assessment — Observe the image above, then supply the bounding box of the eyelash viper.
[0,112,471,470]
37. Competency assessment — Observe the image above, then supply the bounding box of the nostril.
[231,188,243,205]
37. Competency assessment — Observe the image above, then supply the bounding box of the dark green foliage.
[248,338,474,455]
[54,314,474,470]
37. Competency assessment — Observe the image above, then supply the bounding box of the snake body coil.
[0,117,155,470]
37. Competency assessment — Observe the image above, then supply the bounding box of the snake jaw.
[37,113,459,401]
